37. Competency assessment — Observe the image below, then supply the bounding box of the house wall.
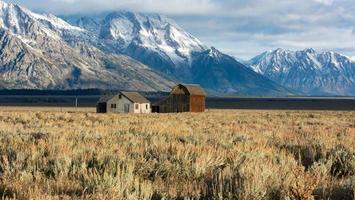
[106,94,151,113]
[107,95,133,113]
[134,103,151,113]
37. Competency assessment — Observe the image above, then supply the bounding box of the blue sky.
[6,0,355,59]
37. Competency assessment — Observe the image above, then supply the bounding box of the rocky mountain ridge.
[248,48,355,95]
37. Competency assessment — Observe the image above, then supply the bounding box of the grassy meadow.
[0,107,354,199]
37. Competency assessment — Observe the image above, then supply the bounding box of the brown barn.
[152,84,206,113]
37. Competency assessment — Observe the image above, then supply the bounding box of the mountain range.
[0,1,291,96]
[248,48,355,96]
[64,11,292,96]
[0,0,353,96]
[0,1,175,91]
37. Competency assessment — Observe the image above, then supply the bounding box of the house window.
[135,104,139,110]
[119,95,122,99]
[111,104,116,109]
[146,104,148,109]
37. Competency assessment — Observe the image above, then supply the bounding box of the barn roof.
[121,92,150,103]
[173,84,206,96]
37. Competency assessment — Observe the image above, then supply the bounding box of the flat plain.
[0,107,354,199]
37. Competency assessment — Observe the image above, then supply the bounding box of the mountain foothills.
[248,48,355,96]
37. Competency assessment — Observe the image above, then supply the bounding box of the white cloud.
[313,0,334,5]
[7,0,219,15]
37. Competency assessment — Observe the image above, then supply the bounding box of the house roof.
[98,92,150,103]
[121,92,150,103]
[98,95,115,103]
[172,84,206,96]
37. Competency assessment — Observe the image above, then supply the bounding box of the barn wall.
[153,84,206,113]
[190,95,206,112]
[155,94,190,113]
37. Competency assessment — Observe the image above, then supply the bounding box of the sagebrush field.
[0,108,354,200]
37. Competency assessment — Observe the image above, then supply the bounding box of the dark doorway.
[96,102,107,113]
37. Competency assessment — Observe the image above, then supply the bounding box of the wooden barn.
[152,84,206,113]
[97,92,151,113]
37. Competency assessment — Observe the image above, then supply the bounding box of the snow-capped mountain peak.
[67,11,207,69]
[0,0,84,40]
[304,48,316,54]
[29,12,83,31]
[248,48,355,95]
[207,47,222,58]
[103,11,207,53]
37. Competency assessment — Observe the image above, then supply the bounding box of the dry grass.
[0,108,354,199]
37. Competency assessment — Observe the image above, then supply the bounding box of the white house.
[96,92,151,113]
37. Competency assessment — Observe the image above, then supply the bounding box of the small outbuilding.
[97,91,151,113]
[152,84,206,113]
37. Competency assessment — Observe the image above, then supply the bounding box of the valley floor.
[0,109,354,199]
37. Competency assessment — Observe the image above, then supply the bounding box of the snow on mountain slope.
[0,1,83,39]
[0,1,174,91]
[248,48,355,96]
[66,11,207,76]
[101,11,206,58]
